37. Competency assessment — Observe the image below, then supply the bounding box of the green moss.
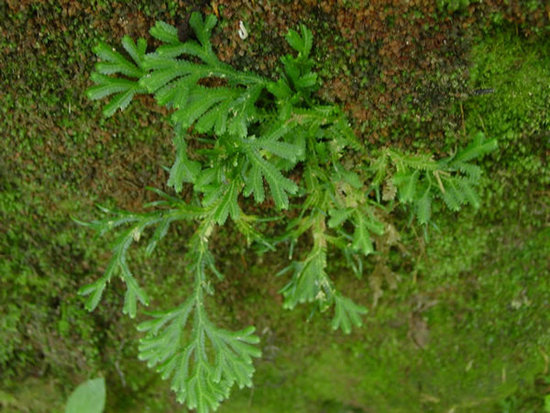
[1,4,548,412]
[461,27,550,227]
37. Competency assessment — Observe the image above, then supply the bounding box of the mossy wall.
[1,1,548,412]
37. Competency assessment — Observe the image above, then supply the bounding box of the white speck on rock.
[238,21,248,40]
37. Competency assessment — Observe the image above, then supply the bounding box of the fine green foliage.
[82,12,497,411]
[86,37,148,117]
[369,131,497,225]
[137,220,261,412]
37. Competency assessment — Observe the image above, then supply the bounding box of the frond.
[439,177,464,212]
[328,208,354,228]
[452,161,482,180]
[168,127,202,191]
[77,204,202,317]
[211,181,241,226]
[86,38,148,117]
[244,148,298,210]
[393,170,420,204]
[415,186,432,225]
[456,178,481,209]
[388,150,437,172]
[331,294,368,334]
[285,25,313,57]
[140,17,267,139]
[137,228,261,412]
[350,211,383,256]
[453,131,498,163]
[279,244,333,311]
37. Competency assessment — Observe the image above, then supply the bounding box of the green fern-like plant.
[82,12,497,411]
[368,131,497,225]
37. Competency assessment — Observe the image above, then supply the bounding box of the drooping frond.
[137,224,261,412]
[381,132,497,224]
[331,294,368,334]
[75,201,204,317]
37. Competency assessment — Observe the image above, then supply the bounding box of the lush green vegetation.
[1,1,548,412]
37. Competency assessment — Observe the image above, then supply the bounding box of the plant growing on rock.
[81,12,497,412]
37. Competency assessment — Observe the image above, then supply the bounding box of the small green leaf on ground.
[65,378,106,413]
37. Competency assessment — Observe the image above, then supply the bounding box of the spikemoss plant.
[80,12,497,412]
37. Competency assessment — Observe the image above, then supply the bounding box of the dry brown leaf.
[409,312,430,349]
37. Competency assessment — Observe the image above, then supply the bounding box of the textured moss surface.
[1,1,548,412]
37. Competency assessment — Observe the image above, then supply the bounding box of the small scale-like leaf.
[125,273,150,305]
[195,168,220,192]
[156,42,206,59]
[123,287,137,318]
[121,36,145,67]
[168,140,201,191]
[454,132,498,162]
[295,72,318,89]
[79,280,106,312]
[146,219,171,256]
[102,89,135,117]
[93,47,143,78]
[172,88,236,128]
[328,208,353,228]
[247,149,298,210]
[351,214,374,256]
[364,215,385,235]
[266,78,292,100]
[285,28,305,54]
[150,21,179,44]
[395,170,419,204]
[299,24,313,56]
[280,247,328,309]
[331,294,367,334]
[457,178,481,209]
[352,225,373,256]
[341,170,363,190]
[416,187,432,225]
[86,75,136,100]
[440,182,461,211]
[141,67,186,93]
[243,162,265,203]
[285,25,313,57]
[189,12,218,47]
[453,161,482,180]
[257,140,302,162]
[213,182,241,225]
